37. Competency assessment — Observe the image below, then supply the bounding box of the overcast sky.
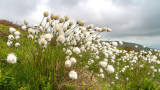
[0,0,160,49]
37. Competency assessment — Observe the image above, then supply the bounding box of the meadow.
[0,12,160,90]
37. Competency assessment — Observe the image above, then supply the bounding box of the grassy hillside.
[0,13,160,90]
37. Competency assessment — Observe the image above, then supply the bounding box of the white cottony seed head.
[106,65,115,73]
[8,35,14,40]
[57,35,65,43]
[73,47,81,55]
[22,26,27,31]
[70,57,77,64]
[99,61,107,67]
[14,31,20,36]
[65,60,72,67]
[15,43,20,47]
[9,27,16,34]
[69,70,77,80]
[7,53,17,64]
[39,38,47,46]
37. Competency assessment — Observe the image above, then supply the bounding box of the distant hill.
[100,40,152,52]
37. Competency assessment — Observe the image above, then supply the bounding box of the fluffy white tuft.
[70,57,77,64]
[15,43,20,47]
[99,61,107,67]
[69,70,78,80]
[57,35,65,43]
[6,53,17,64]
[9,27,16,34]
[65,60,72,67]
[22,26,27,31]
[106,65,115,73]
[73,47,81,54]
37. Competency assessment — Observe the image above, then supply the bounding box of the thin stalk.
[66,24,78,34]
[40,17,45,24]
[62,21,66,27]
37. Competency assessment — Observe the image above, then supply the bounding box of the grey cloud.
[0,0,40,21]
[47,0,84,10]
[98,0,160,38]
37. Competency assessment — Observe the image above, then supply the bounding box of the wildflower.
[102,27,107,31]
[78,20,86,26]
[73,47,81,55]
[157,61,160,64]
[69,21,73,26]
[85,41,92,47]
[69,70,78,80]
[106,65,115,73]
[135,45,138,48]
[55,24,62,32]
[59,17,65,23]
[46,17,51,22]
[9,27,16,34]
[111,42,118,47]
[99,61,107,67]
[111,82,114,84]
[44,33,53,41]
[28,34,34,40]
[70,57,77,64]
[8,35,14,40]
[150,66,154,69]
[99,73,104,78]
[15,43,20,47]
[87,24,94,29]
[15,36,20,40]
[28,28,33,34]
[63,26,67,32]
[57,35,65,43]
[38,38,47,46]
[64,15,69,21]
[96,35,101,40]
[66,50,72,55]
[54,15,59,20]
[107,28,112,32]
[153,69,157,72]
[118,41,123,45]
[98,28,102,32]
[104,58,108,62]
[95,55,99,59]
[65,60,72,67]
[35,40,37,43]
[50,13,55,20]
[7,41,12,47]
[14,31,20,36]
[99,68,103,73]
[115,76,119,80]
[24,19,28,25]
[6,53,17,64]
[43,11,49,17]
[126,78,129,81]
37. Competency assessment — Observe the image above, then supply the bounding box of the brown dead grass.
[58,69,101,90]
[0,19,22,30]
[123,45,138,52]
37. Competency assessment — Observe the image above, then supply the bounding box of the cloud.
[0,0,40,22]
